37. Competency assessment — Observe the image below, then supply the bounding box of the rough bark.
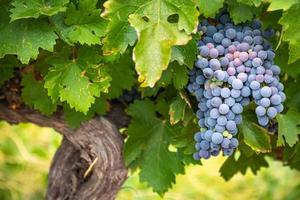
[0,105,128,200]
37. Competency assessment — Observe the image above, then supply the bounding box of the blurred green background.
[0,121,299,200]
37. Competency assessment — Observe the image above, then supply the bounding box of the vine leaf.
[220,153,268,181]
[0,5,57,64]
[171,38,197,68]
[125,100,184,195]
[275,43,300,78]
[196,0,224,18]
[10,0,69,21]
[277,109,300,147]
[169,95,187,124]
[279,3,300,63]
[0,56,22,86]
[21,73,57,115]
[267,0,298,11]
[171,62,189,89]
[105,54,136,99]
[237,0,262,7]
[228,1,259,24]
[101,0,138,55]
[44,49,111,113]
[52,0,108,45]
[239,114,271,153]
[63,98,107,128]
[129,0,198,87]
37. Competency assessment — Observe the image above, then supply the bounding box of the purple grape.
[232,79,243,90]
[253,36,263,45]
[267,107,277,119]
[231,89,241,98]
[203,68,213,78]
[220,57,229,67]
[260,86,272,97]
[219,104,230,114]
[223,148,234,156]
[204,130,213,141]
[221,88,231,98]
[258,116,269,126]
[232,103,243,114]
[209,58,221,70]
[213,32,224,43]
[239,52,249,62]
[193,152,201,160]
[200,140,210,150]
[210,108,220,119]
[209,48,219,58]
[250,81,260,90]
[206,25,217,36]
[226,28,236,39]
[226,120,237,131]
[270,94,282,105]
[252,57,262,67]
[222,38,232,47]
[200,46,210,57]
[199,149,210,159]
[211,132,223,144]
[225,97,235,107]
[260,98,271,107]
[217,116,227,126]
[222,138,231,148]
[211,97,222,107]
[243,35,253,44]
[230,138,239,148]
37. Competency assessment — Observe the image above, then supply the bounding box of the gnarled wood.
[0,105,128,200]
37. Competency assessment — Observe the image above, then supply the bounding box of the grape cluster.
[187,13,285,160]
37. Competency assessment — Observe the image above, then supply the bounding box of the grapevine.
[0,0,299,197]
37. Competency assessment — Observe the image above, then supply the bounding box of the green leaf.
[171,62,189,89]
[220,153,268,181]
[237,154,269,175]
[0,56,22,86]
[275,43,300,78]
[169,95,187,124]
[0,67,13,86]
[239,114,271,153]
[21,73,57,115]
[228,1,257,24]
[237,0,262,7]
[63,98,107,128]
[267,0,298,11]
[45,51,111,113]
[105,54,136,99]
[171,38,197,68]
[10,0,69,21]
[0,5,57,64]
[101,0,138,55]
[277,109,300,147]
[219,156,238,181]
[279,4,300,63]
[284,78,300,110]
[172,118,198,155]
[129,0,198,87]
[197,0,224,18]
[125,100,184,194]
[51,0,108,45]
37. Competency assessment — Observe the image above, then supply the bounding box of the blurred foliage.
[117,157,300,200]
[0,121,61,200]
[0,122,300,200]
